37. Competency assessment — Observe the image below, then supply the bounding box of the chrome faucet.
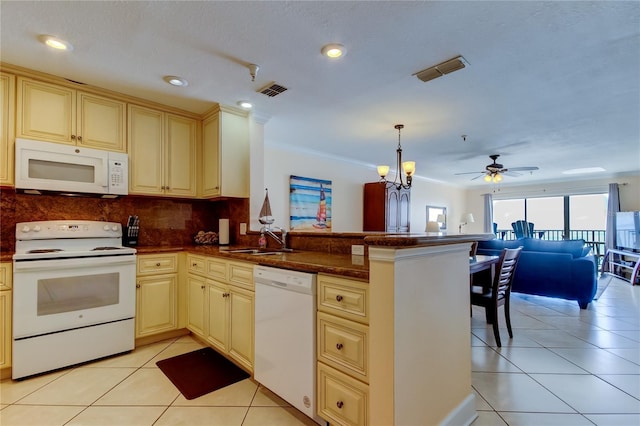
[260,226,289,250]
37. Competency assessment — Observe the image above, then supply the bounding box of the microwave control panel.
[108,157,128,194]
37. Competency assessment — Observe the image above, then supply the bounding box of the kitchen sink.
[223,248,293,255]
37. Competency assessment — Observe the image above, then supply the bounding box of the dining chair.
[470,247,523,347]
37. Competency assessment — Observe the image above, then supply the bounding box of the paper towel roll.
[219,219,230,245]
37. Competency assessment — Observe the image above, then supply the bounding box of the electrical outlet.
[239,223,247,235]
[351,244,365,256]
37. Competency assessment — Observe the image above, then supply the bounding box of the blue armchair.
[512,220,534,238]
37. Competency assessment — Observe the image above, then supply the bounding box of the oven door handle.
[14,255,136,272]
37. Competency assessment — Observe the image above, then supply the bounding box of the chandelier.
[376,124,415,190]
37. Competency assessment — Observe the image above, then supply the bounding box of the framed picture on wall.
[426,205,447,230]
[289,175,332,231]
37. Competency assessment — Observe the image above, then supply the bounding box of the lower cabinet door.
[186,274,206,337]
[136,274,177,337]
[318,363,368,426]
[228,286,254,371]
[206,280,228,353]
[0,290,11,369]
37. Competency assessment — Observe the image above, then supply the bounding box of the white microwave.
[15,138,128,197]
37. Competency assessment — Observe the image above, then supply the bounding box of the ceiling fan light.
[493,173,503,183]
[483,174,492,182]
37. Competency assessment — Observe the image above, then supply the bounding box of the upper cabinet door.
[17,77,75,144]
[165,114,197,197]
[128,104,164,195]
[16,77,126,152]
[0,72,15,185]
[77,92,126,152]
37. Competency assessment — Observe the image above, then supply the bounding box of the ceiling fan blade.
[454,171,485,175]
[507,166,539,172]
[471,173,486,181]
[503,171,522,177]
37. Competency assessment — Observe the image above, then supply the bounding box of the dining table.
[469,254,500,290]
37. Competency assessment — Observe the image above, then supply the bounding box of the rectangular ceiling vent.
[413,55,469,83]
[258,82,288,97]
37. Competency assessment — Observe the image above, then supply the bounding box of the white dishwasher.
[254,266,325,425]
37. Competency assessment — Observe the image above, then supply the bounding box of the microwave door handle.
[99,161,108,188]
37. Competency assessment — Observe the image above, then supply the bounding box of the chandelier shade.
[377,124,415,190]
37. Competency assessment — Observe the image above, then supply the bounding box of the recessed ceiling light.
[321,43,346,59]
[562,167,606,175]
[163,76,189,87]
[237,100,253,109]
[39,35,73,51]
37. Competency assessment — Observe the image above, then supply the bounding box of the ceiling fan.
[455,154,539,183]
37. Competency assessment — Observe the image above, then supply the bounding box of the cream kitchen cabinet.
[135,253,179,338]
[186,254,254,372]
[129,104,198,197]
[0,72,15,185]
[317,273,370,426]
[16,77,126,151]
[0,262,13,371]
[200,105,249,198]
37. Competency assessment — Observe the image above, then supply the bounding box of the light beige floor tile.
[94,368,179,406]
[610,330,640,343]
[585,413,640,425]
[242,406,319,426]
[566,329,640,349]
[87,341,172,368]
[154,406,247,426]
[0,370,68,404]
[471,327,542,348]
[471,410,507,425]
[521,329,599,348]
[251,385,291,407]
[531,374,640,413]
[18,367,134,405]
[473,388,493,411]
[172,378,258,406]
[605,347,640,365]
[65,406,165,426]
[499,412,593,425]
[597,374,640,399]
[497,347,588,374]
[472,372,575,413]
[471,347,521,372]
[0,404,84,426]
[550,348,640,374]
[143,341,207,368]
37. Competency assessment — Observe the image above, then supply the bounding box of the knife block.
[122,227,138,247]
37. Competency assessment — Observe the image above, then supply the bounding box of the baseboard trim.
[439,392,478,426]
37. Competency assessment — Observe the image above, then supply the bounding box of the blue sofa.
[476,238,597,309]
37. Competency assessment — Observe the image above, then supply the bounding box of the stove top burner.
[92,247,122,251]
[27,249,64,254]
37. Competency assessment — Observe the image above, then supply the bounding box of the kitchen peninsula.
[140,232,491,426]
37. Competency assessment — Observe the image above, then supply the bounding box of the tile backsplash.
[0,189,249,252]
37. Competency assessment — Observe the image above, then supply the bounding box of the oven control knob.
[103,225,110,231]
[111,225,118,232]
[33,225,41,232]
[21,225,30,233]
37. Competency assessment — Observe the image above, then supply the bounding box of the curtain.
[483,193,493,234]
[605,183,620,252]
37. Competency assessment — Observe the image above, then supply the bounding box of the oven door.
[13,255,136,339]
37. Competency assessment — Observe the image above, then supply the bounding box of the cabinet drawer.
[318,275,369,324]
[207,258,227,281]
[227,261,254,290]
[318,363,368,426]
[318,312,368,383]
[137,253,178,275]
[0,263,12,291]
[186,254,207,276]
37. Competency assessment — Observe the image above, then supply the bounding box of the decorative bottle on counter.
[258,232,267,249]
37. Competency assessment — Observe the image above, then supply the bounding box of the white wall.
[461,175,640,234]
[258,143,466,233]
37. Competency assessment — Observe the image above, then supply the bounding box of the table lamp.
[459,213,474,233]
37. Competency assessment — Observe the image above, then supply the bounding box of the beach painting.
[289,175,332,232]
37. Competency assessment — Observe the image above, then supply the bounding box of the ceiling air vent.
[413,55,469,83]
[258,82,288,97]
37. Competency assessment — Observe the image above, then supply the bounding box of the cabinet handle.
[192,263,198,267]
[336,343,343,350]
[336,295,343,302]
[201,285,205,290]
[136,284,140,288]
[71,134,76,140]
[156,262,161,267]
[77,135,82,141]
[166,186,170,190]
[336,401,344,409]
[222,292,230,298]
